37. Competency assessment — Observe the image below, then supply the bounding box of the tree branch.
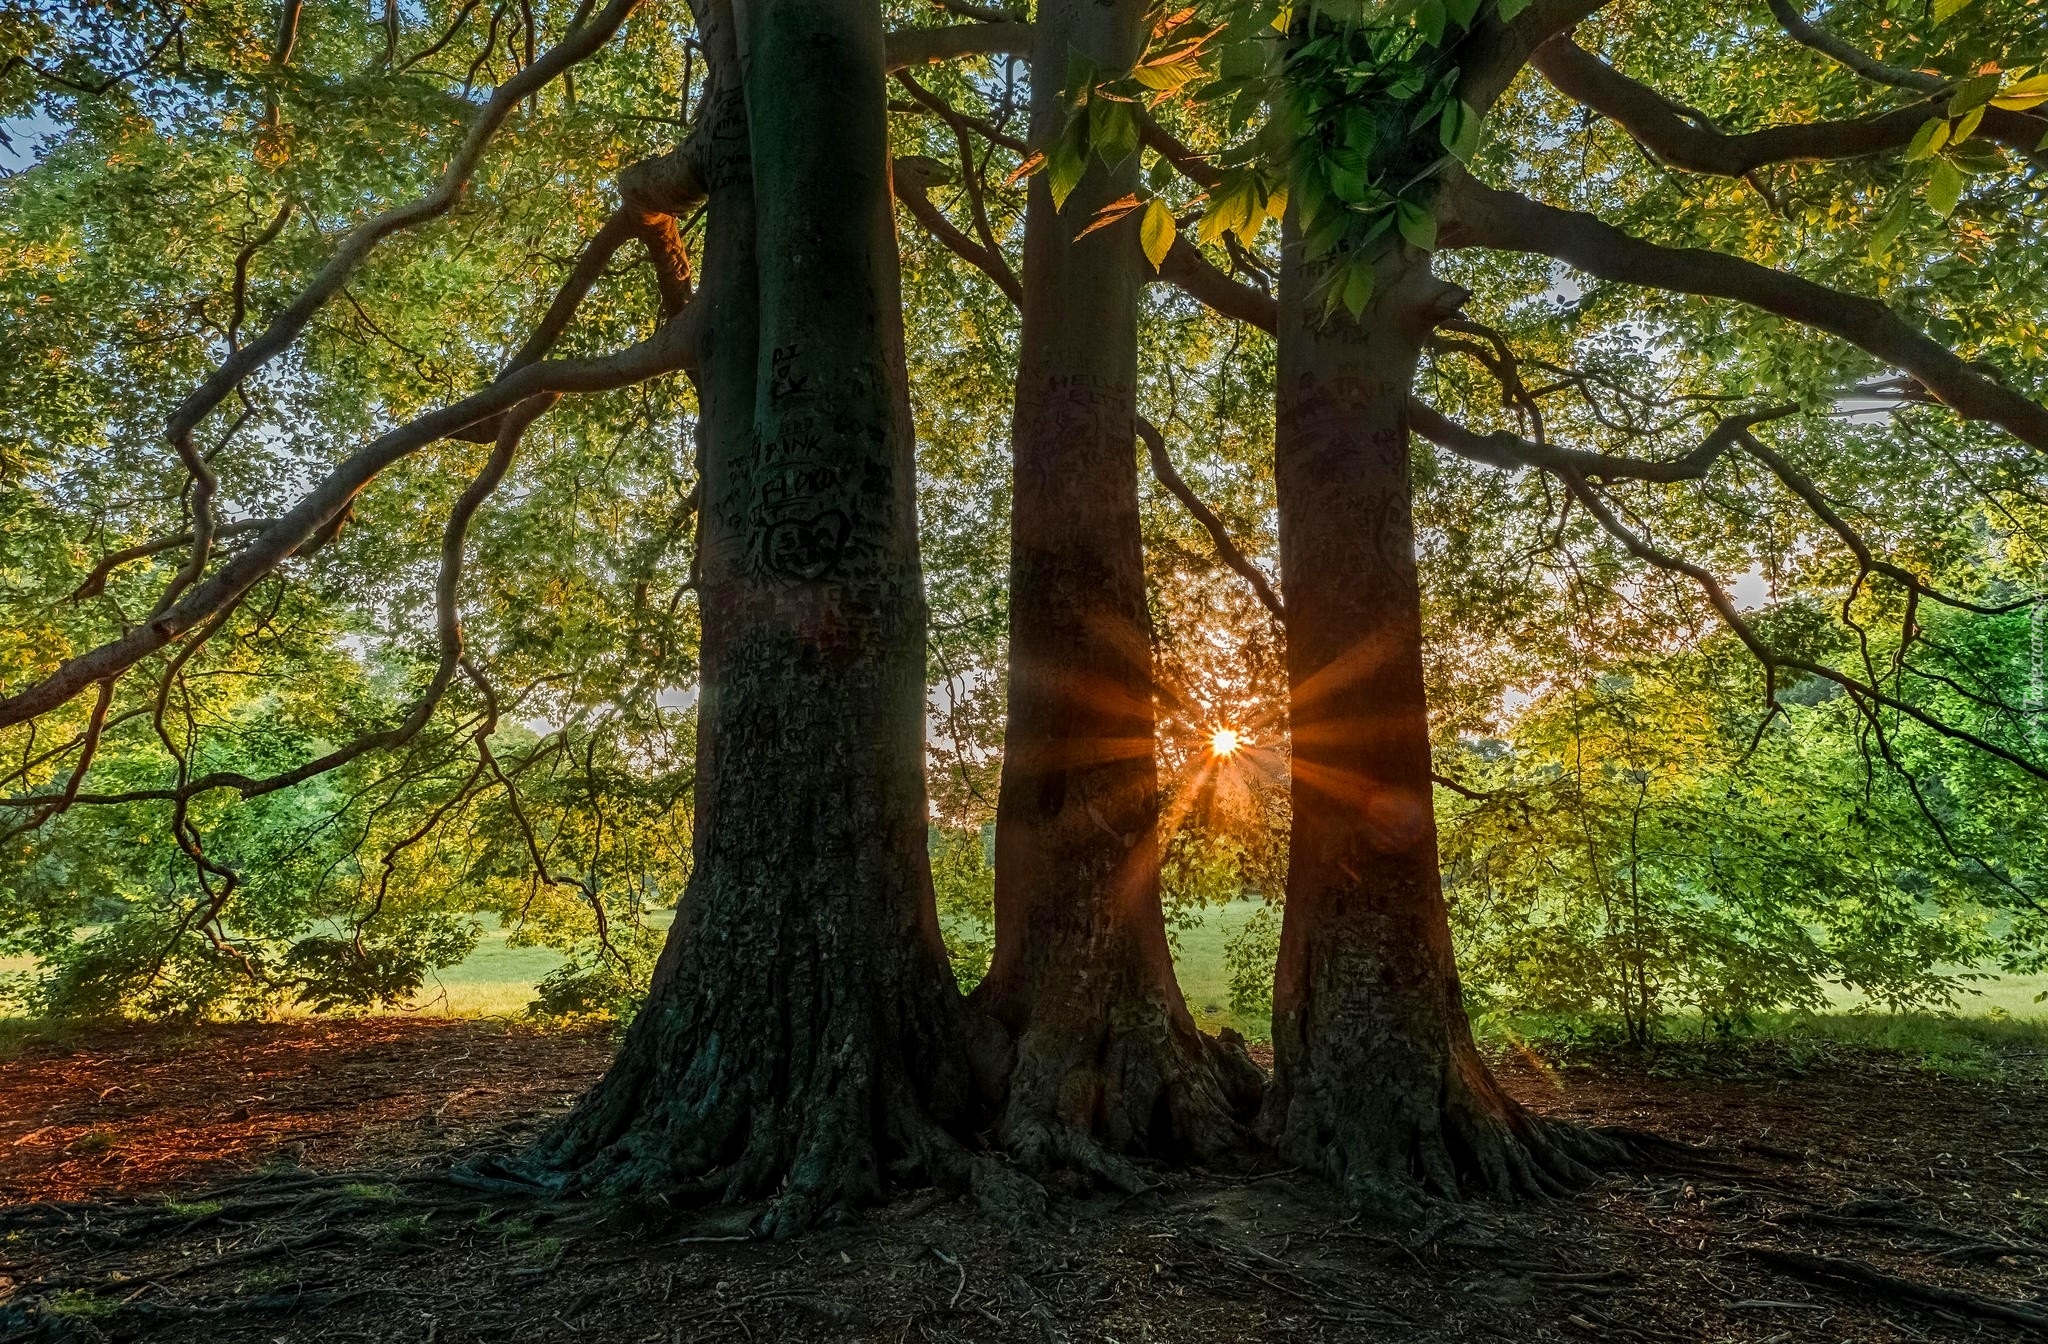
[1138,417,1285,621]
[0,318,697,731]
[883,22,1031,73]
[1158,237,1278,333]
[1,396,558,819]
[1533,34,2047,175]
[1764,0,1942,94]
[1411,399,1795,482]
[1556,469,2048,782]
[155,0,645,613]
[1441,172,2048,453]
[70,520,272,602]
[895,156,1022,303]
[1454,0,1617,115]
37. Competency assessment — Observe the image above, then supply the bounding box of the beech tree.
[970,0,1261,1175]
[4,0,2048,1230]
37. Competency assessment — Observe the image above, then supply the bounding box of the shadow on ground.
[1,1019,2044,1342]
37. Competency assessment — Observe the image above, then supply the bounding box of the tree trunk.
[1261,234,1607,1217]
[973,0,1260,1180]
[535,0,1000,1235]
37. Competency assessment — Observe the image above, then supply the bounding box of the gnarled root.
[1264,1029,1622,1223]
[526,933,998,1238]
[977,991,1265,1193]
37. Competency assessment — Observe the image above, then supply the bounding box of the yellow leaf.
[1139,199,1177,270]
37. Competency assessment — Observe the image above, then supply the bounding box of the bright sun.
[1209,727,1241,758]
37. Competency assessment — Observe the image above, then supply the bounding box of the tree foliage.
[1,0,2045,1043]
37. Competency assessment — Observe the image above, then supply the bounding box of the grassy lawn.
[406,900,2048,1043]
[9,901,2042,1039]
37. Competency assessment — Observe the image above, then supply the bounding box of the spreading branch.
[1441,171,2048,453]
[0,316,697,732]
[1533,34,2048,175]
[155,0,645,613]
[1764,0,1943,94]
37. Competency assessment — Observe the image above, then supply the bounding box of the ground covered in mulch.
[1,1019,2044,1342]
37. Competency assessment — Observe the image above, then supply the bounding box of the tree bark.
[1261,231,1607,1217]
[534,0,1000,1235]
[973,0,1260,1180]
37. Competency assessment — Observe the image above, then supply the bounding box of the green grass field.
[403,900,2048,1043]
[10,900,2042,1039]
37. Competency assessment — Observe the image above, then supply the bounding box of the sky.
[0,111,62,173]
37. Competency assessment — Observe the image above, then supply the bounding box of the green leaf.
[1339,106,1378,159]
[1947,73,2000,117]
[1220,39,1266,80]
[1866,189,1911,263]
[1326,159,1369,203]
[1497,0,1531,17]
[1926,157,1964,217]
[1951,104,1986,143]
[1139,199,1177,270]
[1440,99,1483,163]
[1931,0,1976,20]
[1341,261,1375,318]
[1090,99,1138,168]
[1947,137,2005,174]
[1991,72,2048,110]
[1904,117,1950,161]
[1414,0,1447,46]
[1049,142,1087,212]
[1445,0,1482,29]
[1396,198,1437,251]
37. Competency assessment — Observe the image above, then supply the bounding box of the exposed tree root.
[1264,1030,1624,1223]
[521,923,1031,1238]
[974,978,1265,1195]
[1743,1244,2048,1333]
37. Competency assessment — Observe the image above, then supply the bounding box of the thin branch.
[1138,416,1285,621]
[70,520,272,602]
[1558,470,2048,782]
[1763,0,1943,94]
[1411,398,1794,482]
[1738,434,2034,618]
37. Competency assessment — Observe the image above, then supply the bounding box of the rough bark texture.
[1262,236,1608,1217]
[973,0,1260,1178]
[534,0,997,1235]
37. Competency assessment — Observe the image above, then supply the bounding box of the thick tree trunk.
[535,0,997,1235]
[1261,235,1607,1217]
[973,0,1260,1179]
